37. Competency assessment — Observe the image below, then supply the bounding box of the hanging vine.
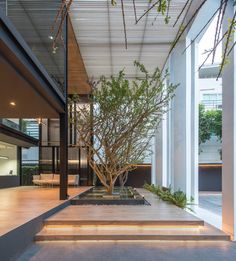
[51,0,73,53]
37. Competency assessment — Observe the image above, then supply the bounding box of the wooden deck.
[0,186,91,237]
[36,188,230,241]
[45,188,203,226]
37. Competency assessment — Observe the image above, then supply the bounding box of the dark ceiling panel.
[0,8,66,118]
[0,54,60,118]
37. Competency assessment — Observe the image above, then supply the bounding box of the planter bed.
[71,187,147,205]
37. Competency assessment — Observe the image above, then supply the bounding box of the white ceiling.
[70,0,190,79]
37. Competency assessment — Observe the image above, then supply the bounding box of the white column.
[169,38,192,199]
[166,104,173,187]
[191,42,199,204]
[151,136,157,185]
[154,115,168,187]
[222,2,236,240]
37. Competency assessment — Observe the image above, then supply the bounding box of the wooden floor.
[0,186,91,237]
[1,187,228,242]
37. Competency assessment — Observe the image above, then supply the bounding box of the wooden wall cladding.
[68,16,91,95]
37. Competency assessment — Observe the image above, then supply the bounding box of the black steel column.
[38,122,42,175]
[18,147,22,186]
[60,112,68,199]
[52,146,55,174]
[59,13,68,200]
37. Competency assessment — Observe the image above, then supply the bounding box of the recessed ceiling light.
[10,101,16,107]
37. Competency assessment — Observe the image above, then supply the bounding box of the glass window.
[0,141,18,176]
[21,147,39,185]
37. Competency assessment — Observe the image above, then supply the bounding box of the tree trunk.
[107,183,114,195]
[119,171,128,189]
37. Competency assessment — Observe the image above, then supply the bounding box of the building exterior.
[199,65,222,164]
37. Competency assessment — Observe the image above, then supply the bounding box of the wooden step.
[44,219,204,227]
[37,190,230,242]
[35,224,230,241]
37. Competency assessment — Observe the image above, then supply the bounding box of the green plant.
[21,165,39,185]
[199,104,222,145]
[144,183,194,210]
[207,109,222,141]
[199,104,211,145]
[71,62,177,194]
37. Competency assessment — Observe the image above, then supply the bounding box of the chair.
[51,174,60,186]
[32,175,41,186]
[68,174,79,186]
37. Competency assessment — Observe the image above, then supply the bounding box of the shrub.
[144,183,194,210]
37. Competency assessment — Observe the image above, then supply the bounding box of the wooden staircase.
[35,189,230,242]
[35,219,230,241]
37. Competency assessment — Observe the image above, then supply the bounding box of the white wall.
[199,78,222,103]
[0,145,17,176]
[199,136,221,163]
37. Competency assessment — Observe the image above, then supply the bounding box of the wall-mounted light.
[36,118,46,126]
[37,118,42,125]
[0,155,9,160]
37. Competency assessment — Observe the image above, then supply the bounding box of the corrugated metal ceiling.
[0,0,191,86]
[70,0,190,79]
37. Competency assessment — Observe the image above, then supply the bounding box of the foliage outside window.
[199,104,222,146]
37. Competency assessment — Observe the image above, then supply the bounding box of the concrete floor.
[189,192,222,229]
[199,192,222,216]
[17,241,236,261]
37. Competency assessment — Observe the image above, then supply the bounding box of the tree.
[208,109,222,141]
[70,62,177,194]
[199,104,211,145]
[199,104,222,145]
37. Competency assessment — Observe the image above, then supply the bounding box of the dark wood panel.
[126,165,151,187]
[199,165,222,192]
[95,165,151,188]
[0,13,65,117]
